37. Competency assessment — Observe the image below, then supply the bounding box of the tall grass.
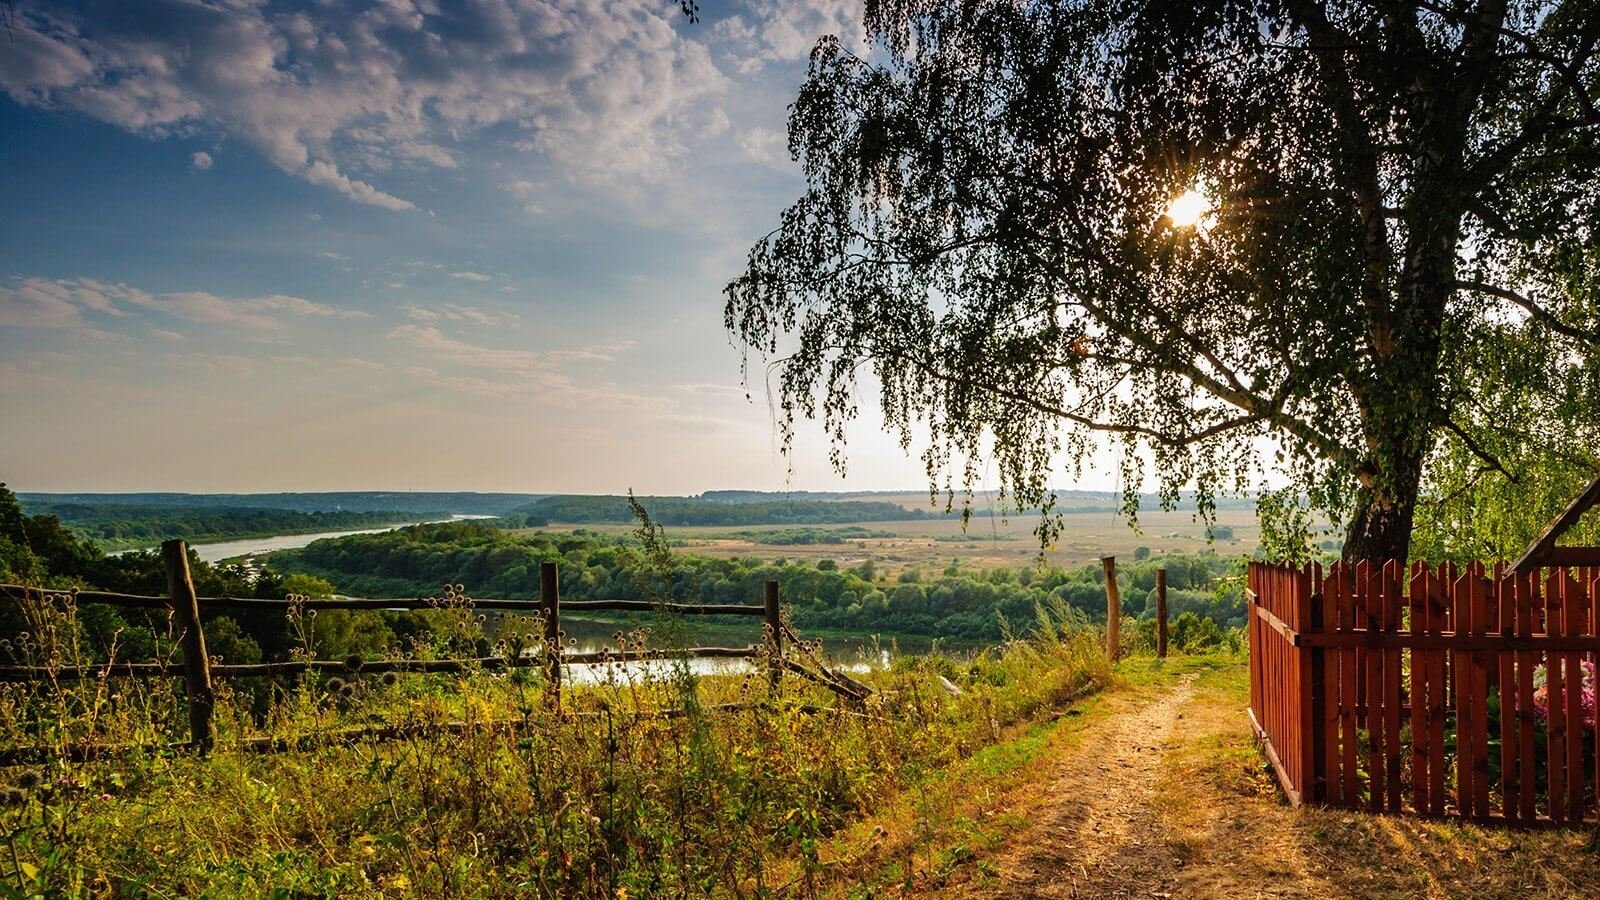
[0,593,1110,897]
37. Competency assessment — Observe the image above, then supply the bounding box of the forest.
[270,520,1246,644]
[19,501,425,550]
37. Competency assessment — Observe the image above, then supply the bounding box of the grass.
[0,598,1114,897]
[513,506,1263,577]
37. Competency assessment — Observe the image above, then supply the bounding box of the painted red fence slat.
[1497,565,1519,823]
[1516,571,1538,822]
[1451,566,1474,817]
[1420,560,1433,813]
[1561,571,1585,821]
[1547,569,1568,824]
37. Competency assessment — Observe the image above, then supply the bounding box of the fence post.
[1102,556,1120,662]
[162,540,215,753]
[1156,568,1168,659]
[764,580,782,689]
[540,562,562,707]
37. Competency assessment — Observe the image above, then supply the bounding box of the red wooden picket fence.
[1249,560,1600,825]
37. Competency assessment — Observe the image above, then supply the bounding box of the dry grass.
[533,507,1263,577]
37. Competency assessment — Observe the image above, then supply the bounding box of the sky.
[0,0,1124,497]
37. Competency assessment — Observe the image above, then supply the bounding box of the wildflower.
[0,788,24,808]
[340,682,357,698]
[344,654,365,672]
[12,771,41,792]
[381,671,400,687]
[325,676,347,695]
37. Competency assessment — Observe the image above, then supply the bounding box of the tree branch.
[1438,417,1516,483]
[1454,279,1600,345]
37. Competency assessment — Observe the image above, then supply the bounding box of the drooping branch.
[1454,279,1600,345]
[1438,417,1516,483]
[885,350,1266,448]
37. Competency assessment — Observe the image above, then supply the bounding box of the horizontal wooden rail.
[0,646,763,682]
[560,599,764,615]
[1252,600,1600,651]
[0,583,764,616]
[0,555,818,759]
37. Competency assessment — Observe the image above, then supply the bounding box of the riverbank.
[110,515,499,562]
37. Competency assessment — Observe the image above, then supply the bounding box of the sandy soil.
[942,675,1197,899]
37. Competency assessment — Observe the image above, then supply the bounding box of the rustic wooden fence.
[1249,560,1600,825]
[0,540,865,762]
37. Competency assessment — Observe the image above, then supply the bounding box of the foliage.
[18,490,540,517]
[1411,376,1600,563]
[267,522,1250,647]
[21,502,426,550]
[724,0,1600,563]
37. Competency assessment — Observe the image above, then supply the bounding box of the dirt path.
[950,674,1197,899]
[918,660,1600,900]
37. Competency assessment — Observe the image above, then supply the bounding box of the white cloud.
[506,180,545,216]
[189,151,213,171]
[387,324,646,406]
[0,275,367,333]
[0,0,730,210]
[714,1,865,74]
[450,271,493,282]
[404,303,519,326]
[0,279,90,329]
[735,126,788,167]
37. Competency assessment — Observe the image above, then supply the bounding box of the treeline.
[22,502,425,549]
[523,495,930,526]
[1,479,1245,668]
[270,522,1247,642]
[0,484,338,667]
[18,490,543,516]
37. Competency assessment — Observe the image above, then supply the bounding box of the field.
[518,506,1264,576]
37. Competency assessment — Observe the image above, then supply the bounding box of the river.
[115,515,499,563]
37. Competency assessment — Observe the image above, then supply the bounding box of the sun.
[1164,188,1214,229]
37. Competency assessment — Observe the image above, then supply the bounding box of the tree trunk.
[1342,451,1423,563]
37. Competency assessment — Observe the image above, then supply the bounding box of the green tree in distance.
[725,0,1600,561]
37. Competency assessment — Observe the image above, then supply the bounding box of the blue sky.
[0,0,1114,496]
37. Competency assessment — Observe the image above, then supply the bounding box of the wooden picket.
[1249,561,1600,826]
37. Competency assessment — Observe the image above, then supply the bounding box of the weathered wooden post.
[1156,567,1169,659]
[162,539,215,753]
[1102,556,1120,663]
[764,580,783,689]
[540,561,562,706]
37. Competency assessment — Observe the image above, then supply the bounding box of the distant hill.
[19,491,547,517]
[19,487,1259,524]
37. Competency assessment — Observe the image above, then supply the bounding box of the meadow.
[516,505,1266,577]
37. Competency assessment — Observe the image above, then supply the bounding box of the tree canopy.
[725,0,1600,561]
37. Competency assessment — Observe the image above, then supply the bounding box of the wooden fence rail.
[0,539,828,758]
[1249,560,1600,826]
